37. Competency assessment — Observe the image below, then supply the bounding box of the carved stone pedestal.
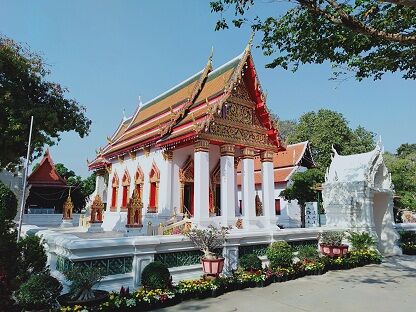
[124,225,143,237]
[87,222,104,233]
[60,218,73,228]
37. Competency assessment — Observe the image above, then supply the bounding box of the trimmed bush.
[399,231,416,255]
[297,245,320,261]
[16,273,62,310]
[266,241,293,269]
[141,261,171,289]
[239,254,262,271]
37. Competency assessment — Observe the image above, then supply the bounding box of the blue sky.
[1,0,415,177]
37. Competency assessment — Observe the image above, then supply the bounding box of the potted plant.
[318,231,348,257]
[184,225,228,277]
[58,266,108,308]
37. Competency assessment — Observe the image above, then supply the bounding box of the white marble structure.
[322,143,402,255]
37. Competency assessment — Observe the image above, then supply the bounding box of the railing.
[147,214,192,236]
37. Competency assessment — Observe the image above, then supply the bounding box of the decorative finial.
[122,109,127,122]
[245,31,255,52]
[331,145,338,156]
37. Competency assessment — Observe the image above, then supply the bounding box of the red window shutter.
[275,199,281,215]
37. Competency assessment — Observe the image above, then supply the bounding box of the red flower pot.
[201,257,225,277]
[320,244,349,258]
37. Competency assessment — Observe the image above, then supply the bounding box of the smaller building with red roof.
[26,150,69,213]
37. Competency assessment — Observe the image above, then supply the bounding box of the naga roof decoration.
[89,39,283,170]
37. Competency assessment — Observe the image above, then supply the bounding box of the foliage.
[64,267,103,301]
[141,261,172,290]
[184,225,228,259]
[55,163,96,212]
[297,245,320,261]
[347,231,377,250]
[16,272,62,310]
[319,231,346,246]
[0,36,91,170]
[211,0,416,81]
[287,109,375,171]
[266,241,293,269]
[398,231,416,254]
[176,279,217,295]
[269,113,297,142]
[384,144,416,211]
[280,168,324,227]
[239,253,263,271]
[17,235,47,284]
[0,182,18,309]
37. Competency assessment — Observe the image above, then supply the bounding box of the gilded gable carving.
[225,103,253,125]
[232,79,252,102]
[208,122,270,146]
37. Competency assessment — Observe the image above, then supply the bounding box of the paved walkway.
[157,256,416,312]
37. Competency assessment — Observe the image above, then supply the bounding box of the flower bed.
[60,248,382,312]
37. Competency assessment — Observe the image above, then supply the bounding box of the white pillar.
[234,158,240,217]
[193,140,210,225]
[261,151,277,229]
[95,170,106,199]
[241,148,256,228]
[220,144,235,226]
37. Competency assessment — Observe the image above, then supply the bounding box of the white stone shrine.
[322,142,402,255]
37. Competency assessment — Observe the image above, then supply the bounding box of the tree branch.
[297,0,416,44]
[324,0,416,44]
[382,0,416,8]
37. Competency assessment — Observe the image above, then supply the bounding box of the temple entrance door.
[215,185,221,216]
[184,183,194,216]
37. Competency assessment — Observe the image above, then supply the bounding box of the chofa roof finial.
[245,30,255,52]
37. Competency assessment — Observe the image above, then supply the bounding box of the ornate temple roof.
[236,141,315,185]
[27,150,67,187]
[89,41,283,169]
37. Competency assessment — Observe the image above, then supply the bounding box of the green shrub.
[318,231,345,246]
[16,273,62,310]
[0,181,17,223]
[239,254,262,271]
[347,231,377,250]
[399,231,416,244]
[266,241,293,269]
[297,245,320,261]
[64,267,103,301]
[0,182,18,309]
[141,261,171,289]
[17,235,47,283]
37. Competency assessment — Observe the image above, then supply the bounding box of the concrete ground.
[157,256,416,312]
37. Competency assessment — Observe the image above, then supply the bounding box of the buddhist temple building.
[26,150,68,213]
[88,42,285,231]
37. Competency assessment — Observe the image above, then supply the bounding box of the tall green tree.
[384,144,416,211]
[0,36,91,170]
[287,109,375,171]
[211,0,416,80]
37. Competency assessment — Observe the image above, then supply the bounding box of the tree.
[210,0,416,80]
[280,168,324,227]
[384,144,416,211]
[287,109,375,171]
[270,113,298,143]
[0,181,18,310]
[55,163,96,212]
[0,36,91,170]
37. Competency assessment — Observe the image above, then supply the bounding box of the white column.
[95,170,106,199]
[220,144,235,226]
[241,148,256,228]
[165,151,174,214]
[234,158,240,217]
[193,140,210,225]
[261,151,277,229]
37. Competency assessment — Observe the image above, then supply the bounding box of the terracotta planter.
[201,257,225,277]
[320,243,349,258]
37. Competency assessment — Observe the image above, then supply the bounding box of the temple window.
[135,166,144,200]
[148,162,160,213]
[121,170,131,209]
[111,173,119,211]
